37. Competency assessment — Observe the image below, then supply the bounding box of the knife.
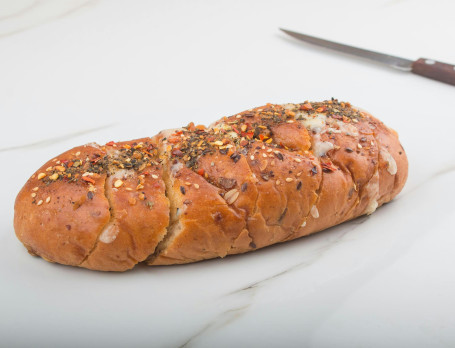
[280,28,455,86]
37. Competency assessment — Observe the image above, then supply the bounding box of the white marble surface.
[1,0,455,347]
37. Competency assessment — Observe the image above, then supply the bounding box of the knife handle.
[411,58,455,86]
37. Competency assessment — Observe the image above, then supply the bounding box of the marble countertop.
[1,0,455,347]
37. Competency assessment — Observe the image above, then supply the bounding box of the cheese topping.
[312,134,335,157]
[380,148,397,175]
[298,113,327,133]
[364,169,380,215]
[170,162,183,176]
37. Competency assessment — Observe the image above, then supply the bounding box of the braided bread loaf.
[14,100,408,271]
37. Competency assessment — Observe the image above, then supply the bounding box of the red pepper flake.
[259,134,265,141]
[232,126,241,135]
[106,141,115,146]
[316,106,327,112]
[168,137,180,144]
[300,103,313,111]
[82,176,95,184]
[197,168,205,176]
[321,161,337,172]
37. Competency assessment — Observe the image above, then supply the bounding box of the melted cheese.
[299,113,327,133]
[170,162,183,176]
[335,120,359,136]
[312,134,335,157]
[283,103,297,110]
[364,169,380,215]
[380,148,397,175]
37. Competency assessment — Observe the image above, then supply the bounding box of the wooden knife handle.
[411,58,455,86]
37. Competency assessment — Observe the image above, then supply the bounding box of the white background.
[1,0,455,347]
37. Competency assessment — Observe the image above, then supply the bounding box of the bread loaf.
[14,100,408,271]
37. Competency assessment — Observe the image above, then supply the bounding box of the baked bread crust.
[14,100,408,271]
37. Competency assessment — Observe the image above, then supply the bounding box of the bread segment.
[80,138,170,271]
[14,145,111,266]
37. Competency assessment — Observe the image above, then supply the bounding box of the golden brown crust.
[14,100,408,271]
[14,145,111,266]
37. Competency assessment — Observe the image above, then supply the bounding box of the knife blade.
[280,28,455,86]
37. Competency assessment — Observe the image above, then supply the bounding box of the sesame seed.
[262,153,267,158]
[75,151,81,156]
[114,179,123,188]
[151,174,159,179]
[46,166,53,172]
[32,187,39,191]
[194,183,200,189]
[285,177,293,182]
[310,205,319,218]
[185,182,191,186]
[224,189,239,204]
[46,197,51,203]
[213,140,224,146]
[37,173,46,180]
[126,187,133,191]
[276,180,281,185]
[31,193,36,198]
[37,200,43,206]
[358,144,363,149]
[250,155,255,160]
[296,172,302,177]
[294,158,302,163]
[136,184,144,190]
